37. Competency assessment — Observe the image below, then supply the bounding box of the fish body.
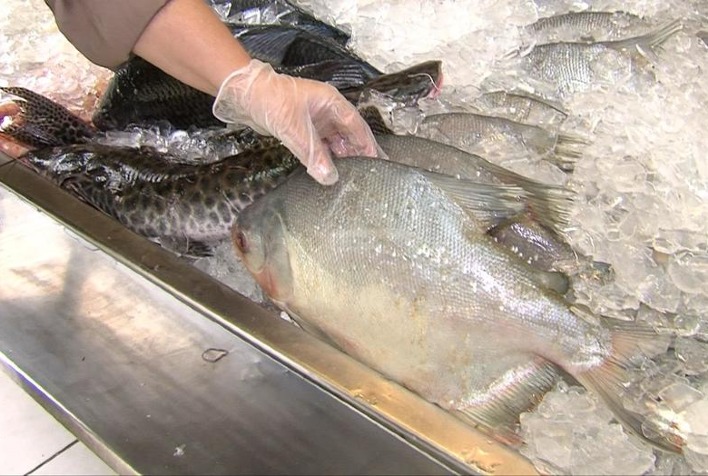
[234,157,678,450]
[21,143,299,255]
[526,11,649,44]
[93,53,438,130]
[469,90,567,126]
[92,58,220,131]
[230,24,377,73]
[377,132,572,232]
[519,20,683,96]
[416,112,582,171]
[210,0,350,45]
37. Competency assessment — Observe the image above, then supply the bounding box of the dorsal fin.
[422,170,528,231]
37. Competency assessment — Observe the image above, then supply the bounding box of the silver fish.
[376,133,572,230]
[233,157,680,451]
[526,11,650,44]
[377,133,580,288]
[468,90,568,127]
[415,112,585,171]
[518,20,683,97]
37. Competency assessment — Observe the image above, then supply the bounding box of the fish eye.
[234,230,249,253]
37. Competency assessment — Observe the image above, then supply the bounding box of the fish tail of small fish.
[482,162,575,231]
[572,317,684,453]
[519,181,576,232]
[548,132,589,172]
[609,19,683,56]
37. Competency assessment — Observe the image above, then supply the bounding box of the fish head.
[232,197,294,305]
[362,60,444,105]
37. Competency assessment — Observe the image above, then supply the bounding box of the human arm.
[46,0,378,184]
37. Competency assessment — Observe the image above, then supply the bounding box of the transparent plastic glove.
[213,59,378,185]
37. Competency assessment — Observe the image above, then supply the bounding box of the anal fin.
[452,357,561,446]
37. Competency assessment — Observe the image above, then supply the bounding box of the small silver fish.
[526,11,650,44]
[415,112,585,171]
[518,20,683,97]
[468,90,568,127]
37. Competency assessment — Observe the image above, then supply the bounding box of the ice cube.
[521,385,655,475]
[674,338,708,376]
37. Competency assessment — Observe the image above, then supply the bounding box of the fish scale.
[21,142,300,255]
[234,156,681,452]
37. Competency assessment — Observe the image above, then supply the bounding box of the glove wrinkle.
[213,59,377,185]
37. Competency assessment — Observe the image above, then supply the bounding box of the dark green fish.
[93,53,441,131]
[212,0,350,45]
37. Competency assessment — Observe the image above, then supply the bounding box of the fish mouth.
[358,60,444,105]
[424,68,444,99]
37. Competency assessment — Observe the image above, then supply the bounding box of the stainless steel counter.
[0,154,538,475]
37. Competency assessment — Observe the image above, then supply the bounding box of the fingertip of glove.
[309,162,339,186]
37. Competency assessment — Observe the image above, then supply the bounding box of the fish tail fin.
[454,358,560,447]
[0,86,95,148]
[518,181,575,232]
[358,105,395,135]
[642,19,683,50]
[550,132,589,171]
[572,318,684,453]
[609,20,683,57]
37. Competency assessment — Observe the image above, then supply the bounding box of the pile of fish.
[2,0,708,474]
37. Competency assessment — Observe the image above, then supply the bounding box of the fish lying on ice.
[1,87,299,256]
[375,133,572,230]
[515,20,683,97]
[415,111,585,172]
[233,156,682,451]
[468,90,568,127]
[19,142,298,256]
[93,53,442,130]
[525,11,651,44]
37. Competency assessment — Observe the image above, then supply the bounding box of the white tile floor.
[0,369,117,476]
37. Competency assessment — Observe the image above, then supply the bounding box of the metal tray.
[0,153,537,475]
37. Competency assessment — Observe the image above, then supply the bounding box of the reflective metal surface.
[0,154,538,475]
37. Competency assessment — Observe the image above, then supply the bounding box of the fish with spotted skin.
[19,142,299,256]
[1,87,301,256]
[233,156,683,451]
[0,87,96,147]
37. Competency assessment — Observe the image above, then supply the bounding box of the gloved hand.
[213,59,378,185]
